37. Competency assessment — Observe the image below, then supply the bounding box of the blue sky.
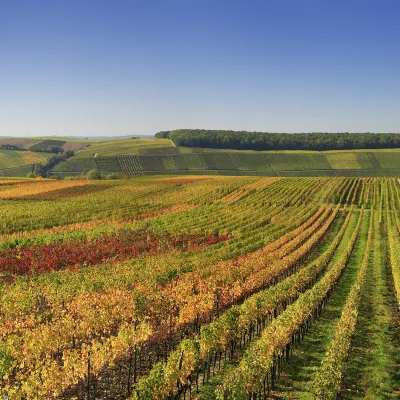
[1,0,400,137]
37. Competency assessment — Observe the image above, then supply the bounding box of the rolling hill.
[0,150,53,176]
[0,137,400,177]
[50,144,400,177]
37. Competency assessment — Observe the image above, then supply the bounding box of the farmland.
[0,138,94,153]
[0,137,175,177]
[73,138,174,158]
[0,150,50,170]
[51,147,400,177]
[2,136,400,177]
[0,176,399,399]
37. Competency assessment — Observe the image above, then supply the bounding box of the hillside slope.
[50,148,400,177]
[1,137,400,177]
[0,137,174,176]
[74,138,173,157]
[0,149,50,169]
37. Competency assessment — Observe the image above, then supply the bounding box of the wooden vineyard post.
[87,351,91,400]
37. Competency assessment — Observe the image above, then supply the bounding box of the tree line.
[155,129,400,151]
[32,150,74,177]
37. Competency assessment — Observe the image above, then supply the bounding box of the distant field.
[0,150,50,169]
[0,164,35,177]
[49,146,400,177]
[74,138,173,157]
[265,153,331,170]
[51,158,97,174]
[0,138,39,148]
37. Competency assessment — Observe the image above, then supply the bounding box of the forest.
[156,129,400,151]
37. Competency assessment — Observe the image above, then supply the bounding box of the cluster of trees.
[31,150,75,177]
[156,129,400,151]
[48,145,63,154]
[155,131,170,139]
[29,140,67,154]
[86,170,123,180]
[0,141,65,153]
[0,144,24,151]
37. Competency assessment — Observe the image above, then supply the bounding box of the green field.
[265,152,331,170]
[51,157,98,174]
[0,149,49,169]
[74,138,174,157]
[0,164,35,177]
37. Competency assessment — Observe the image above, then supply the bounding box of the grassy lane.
[341,210,400,399]
[193,210,355,399]
[271,209,370,400]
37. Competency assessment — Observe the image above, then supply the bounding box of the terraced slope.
[49,149,400,177]
[265,152,331,171]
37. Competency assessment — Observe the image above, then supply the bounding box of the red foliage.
[0,231,229,276]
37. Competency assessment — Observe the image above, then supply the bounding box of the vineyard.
[0,176,399,399]
[74,138,174,158]
[50,149,400,177]
[2,135,400,178]
[0,150,49,170]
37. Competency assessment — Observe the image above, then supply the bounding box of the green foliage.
[86,169,102,180]
[33,163,44,176]
[106,173,122,180]
[0,343,15,378]
[0,144,23,151]
[63,150,74,159]
[133,362,166,399]
[29,140,66,153]
[35,155,67,177]
[312,208,374,399]
[49,146,62,153]
[64,175,86,180]
[51,157,97,176]
[155,131,170,139]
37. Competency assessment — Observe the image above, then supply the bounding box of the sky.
[1,0,400,137]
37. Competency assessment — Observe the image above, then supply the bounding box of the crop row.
[132,206,354,399]
[0,230,227,277]
[1,176,382,400]
[219,207,363,398]
[312,204,374,399]
[2,203,336,398]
